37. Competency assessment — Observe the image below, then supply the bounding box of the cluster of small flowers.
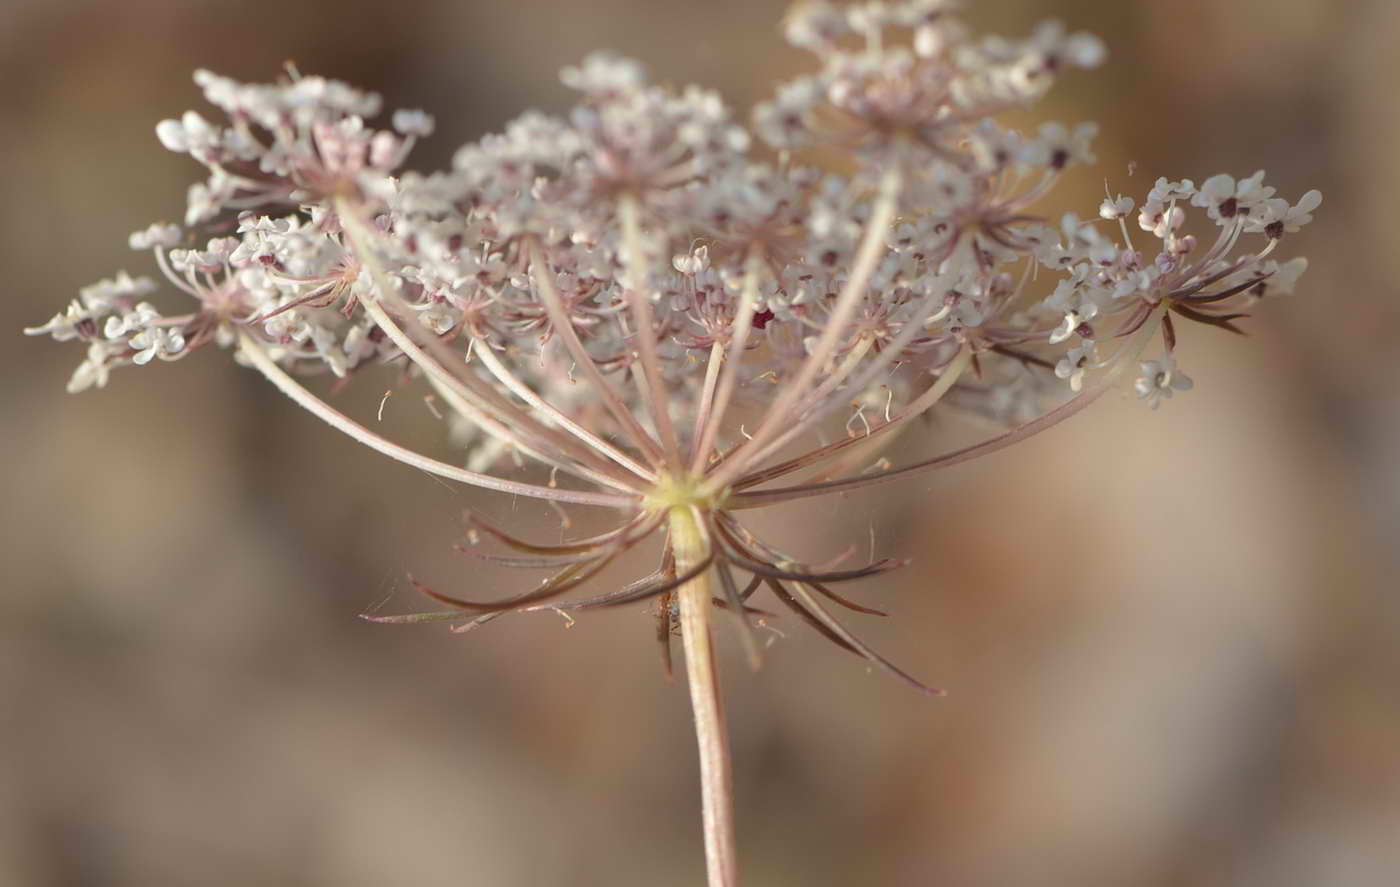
[23,9,1324,882]
[27,0,1318,459]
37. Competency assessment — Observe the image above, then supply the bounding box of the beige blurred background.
[3,1,1397,884]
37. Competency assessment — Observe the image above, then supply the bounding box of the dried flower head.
[25,2,1320,884]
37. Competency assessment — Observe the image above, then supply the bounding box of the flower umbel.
[25,3,1319,885]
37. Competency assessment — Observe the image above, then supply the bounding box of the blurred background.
[2,0,1397,884]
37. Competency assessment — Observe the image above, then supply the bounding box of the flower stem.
[335,198,633,491]
[235,331,630,507]
[728,307,1168,509]
[689,246,764,476]
[618,194,684,469]
[703,166,902,493]
[669,506,738,887]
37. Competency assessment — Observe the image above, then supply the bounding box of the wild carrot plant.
[26,2,1319,883]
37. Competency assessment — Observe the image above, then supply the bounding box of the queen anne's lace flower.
[24,5,1320,884]
[1100,194,1134,220]
[391,109,435,138]
[1025,121,1098,170]
[66,342,117,393]
[128,326,186,365]
[128,223,182,251]
[102,302,162,339]
[1248,189,1323,238]
[1135,354,1194,408]
[1192,170,1277,225]
[1054,340,1097,391]
[25,301,96,343]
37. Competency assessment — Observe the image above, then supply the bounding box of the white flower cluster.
[28,0,1318,451]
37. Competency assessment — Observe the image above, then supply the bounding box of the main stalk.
[669,506,738,887]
